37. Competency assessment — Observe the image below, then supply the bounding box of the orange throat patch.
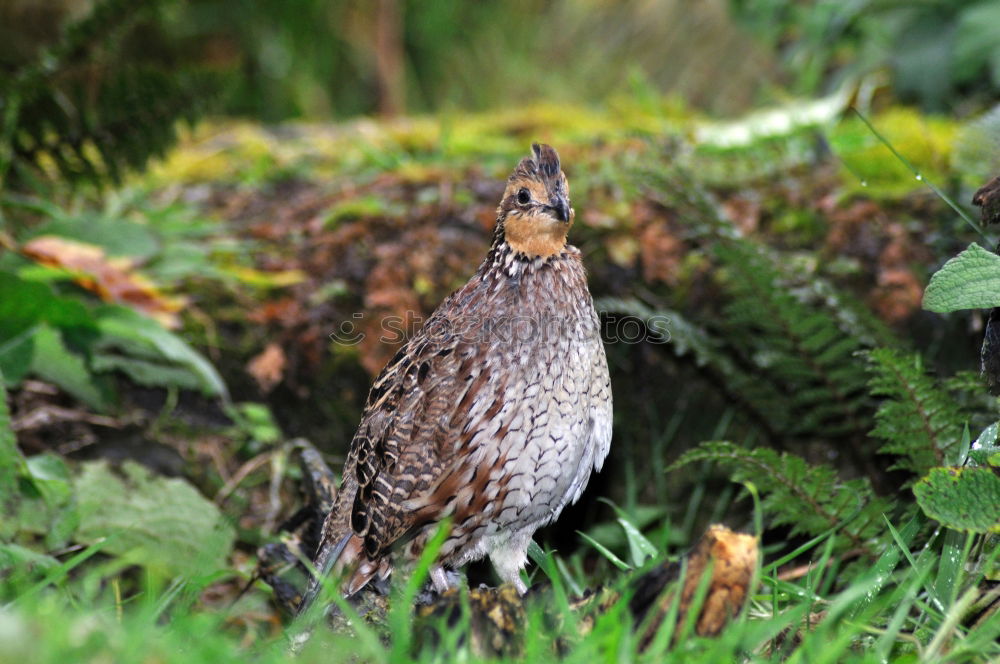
[502,212,570,259]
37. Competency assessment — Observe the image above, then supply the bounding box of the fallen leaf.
[631,524,758,649]
[639,221,684,284]
[248,297,306,327]
[21,235,185,328]
[247,343,287,393]
[871,268,923,323]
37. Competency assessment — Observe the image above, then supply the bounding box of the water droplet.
[915,174,923,181]
[860,180,868,187]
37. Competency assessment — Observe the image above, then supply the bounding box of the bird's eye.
[516,188,531,205]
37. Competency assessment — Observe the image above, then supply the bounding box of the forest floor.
[4,100,998,662]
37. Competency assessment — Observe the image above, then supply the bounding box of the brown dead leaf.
[722,195,761,234]
[633,524,758,650]
[355,224,483,375]
[677,525,758,637]
[247,343,287,393]
[21,235,186,328]
[871,268,923,324]
[639,221,685,284]
[248,297,306,328]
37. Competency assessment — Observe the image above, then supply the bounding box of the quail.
[301,143,612,610]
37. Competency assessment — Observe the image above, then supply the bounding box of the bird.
[300,143,612,612]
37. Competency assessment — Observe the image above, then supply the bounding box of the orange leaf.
[21,235,186,328]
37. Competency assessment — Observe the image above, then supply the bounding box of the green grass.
[2,508,998,663]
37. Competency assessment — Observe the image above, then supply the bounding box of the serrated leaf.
[913,466,1000,533]
[73,461,234,577]
[865,348,966,474]
[923,243,1000,313]
[670,441,889,554]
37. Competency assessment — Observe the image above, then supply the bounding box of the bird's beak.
[550,195,571,223]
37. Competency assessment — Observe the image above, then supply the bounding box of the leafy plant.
[713,239,873,438]
[73,460,235,577]
[670,441,889,556]
[0,272,225,411]
[923,242,1000,313]
[730,0,1000,110]
[866,348,968,476]
[612,164,890,448]
[913,466,1000,534]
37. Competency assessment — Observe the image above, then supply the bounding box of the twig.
[214,451,275,505]
[850,107,988,240]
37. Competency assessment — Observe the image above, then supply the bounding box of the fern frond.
[865,348,967,476]
[670,441,890,555]
[594,296,792,434]
[632,165,892,442]
[714,240,872,438]
[10,67,215,187]
[0,0,216,189]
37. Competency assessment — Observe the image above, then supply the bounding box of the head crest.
[532,143,561,179]
[511,143,563,183]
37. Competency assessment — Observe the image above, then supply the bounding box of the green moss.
[829,108,958,198]
[324,195,399,227]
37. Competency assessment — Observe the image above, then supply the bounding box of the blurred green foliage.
[167,0,775,119]
[3,0,998,134]
[730,0,1000,111]
[2,0,780,124]
[0,0,218,189]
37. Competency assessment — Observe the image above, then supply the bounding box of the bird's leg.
[430,565,457,593]
[489,539,530,595]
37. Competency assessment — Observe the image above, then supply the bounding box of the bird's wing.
[589,328,613,474]
[346,288,498,560]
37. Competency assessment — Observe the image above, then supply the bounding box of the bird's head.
[496,143,573,259]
